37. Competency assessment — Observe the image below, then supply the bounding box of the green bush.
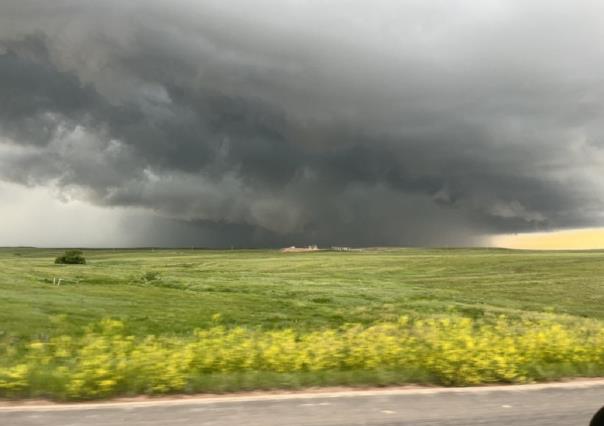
[55,250,86,265]
[141,271,161,282]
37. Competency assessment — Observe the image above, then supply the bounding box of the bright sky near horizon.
[492,228,604,250]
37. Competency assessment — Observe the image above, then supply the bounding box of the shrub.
[141,271,161,283]
[55,250,86,265]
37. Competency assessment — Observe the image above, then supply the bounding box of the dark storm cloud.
[1,0,604,246]
[0,47,97,145]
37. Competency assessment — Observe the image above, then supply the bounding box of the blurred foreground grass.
[1,315,603,400]
[1,248,604,399]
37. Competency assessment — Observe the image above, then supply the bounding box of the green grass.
[1,247,604,339]
[1,247,604,399]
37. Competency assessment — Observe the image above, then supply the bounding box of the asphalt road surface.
[2,381,604,426]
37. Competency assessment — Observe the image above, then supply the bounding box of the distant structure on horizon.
[280,245,319,253]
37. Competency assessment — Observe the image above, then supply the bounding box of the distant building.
[280,245,319,252]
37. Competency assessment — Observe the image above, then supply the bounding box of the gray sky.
[1,0,604,247]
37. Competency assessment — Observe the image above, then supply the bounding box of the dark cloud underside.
[1,0,604,247]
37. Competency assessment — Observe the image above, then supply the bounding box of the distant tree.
[54,250,86,265]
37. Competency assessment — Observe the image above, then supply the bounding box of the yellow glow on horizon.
[492,228,604,250]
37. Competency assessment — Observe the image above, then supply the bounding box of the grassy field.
[1,247,604,399]
[2,247,604,337]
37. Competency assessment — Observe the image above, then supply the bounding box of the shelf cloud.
[1,0,604,247]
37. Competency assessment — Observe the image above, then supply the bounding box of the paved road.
[2,381,603,425]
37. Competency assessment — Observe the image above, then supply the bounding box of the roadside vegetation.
[0,248,603,399]
[2,315,604,399]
